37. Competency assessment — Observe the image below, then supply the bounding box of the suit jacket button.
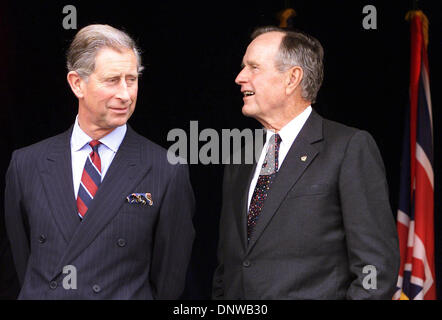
[117,238,126,247]
[243,260,251,267]
[49,281,57,289]
[39,235,47,244]
[92,284,101,293]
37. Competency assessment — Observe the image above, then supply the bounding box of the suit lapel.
[233,162,257,250]
[246,111,323,253]
[234,133,266,250]
[39,126,80,244]
[52,127,152,277]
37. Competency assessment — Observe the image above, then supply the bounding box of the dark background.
[0,0,440,299]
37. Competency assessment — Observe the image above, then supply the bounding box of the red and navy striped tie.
[77,140,102,219]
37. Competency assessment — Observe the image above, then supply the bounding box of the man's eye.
[107,78,118,83]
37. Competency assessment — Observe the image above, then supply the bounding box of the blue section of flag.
[417,64,433,165]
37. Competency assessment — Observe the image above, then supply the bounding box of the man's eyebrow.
[241,60,259,68]
[102,73,120,78]
[101,72,138,78]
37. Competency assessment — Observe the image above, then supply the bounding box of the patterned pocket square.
[126,193,153,206]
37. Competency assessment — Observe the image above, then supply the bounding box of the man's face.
[78,47,138,133]
[235,32,288,125]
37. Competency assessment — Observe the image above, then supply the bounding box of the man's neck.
[260,102,311,132]
[77,119,115,140]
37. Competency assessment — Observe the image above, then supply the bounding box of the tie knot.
[89,140,101,152]
[274,133,282,146]
[269,133,281,148]
[259,133,282,175]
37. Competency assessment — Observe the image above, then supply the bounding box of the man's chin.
[241,104,256,118]
[107,115,131,128]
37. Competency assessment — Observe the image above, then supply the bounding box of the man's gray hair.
[251,26,324,103]
[66,24,144,79]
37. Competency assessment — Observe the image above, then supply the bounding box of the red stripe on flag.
[414,162,435,299]
[411,257,425,281]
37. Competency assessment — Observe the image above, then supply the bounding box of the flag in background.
[394,10,435,300]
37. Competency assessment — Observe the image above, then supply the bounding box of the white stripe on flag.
[410,275,424,287]
[415,290,424,300]
[421,64,433,135]
[416,143,434,188]
[397,210,410,227]
[407,221,415,248]
[413,234,434,296]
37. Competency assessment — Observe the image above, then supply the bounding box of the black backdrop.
[0,0,441,299]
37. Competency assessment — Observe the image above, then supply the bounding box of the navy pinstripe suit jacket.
[4,125,195,299]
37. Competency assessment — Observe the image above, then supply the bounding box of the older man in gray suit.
[4,24,195,299]
[213,26,400,299]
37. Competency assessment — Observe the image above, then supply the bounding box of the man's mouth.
[243,91,255,97]
[109,106,129,113]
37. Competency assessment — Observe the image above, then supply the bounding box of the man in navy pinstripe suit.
[4,24,195,299]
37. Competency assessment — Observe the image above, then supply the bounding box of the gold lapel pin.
[301,155,307,162]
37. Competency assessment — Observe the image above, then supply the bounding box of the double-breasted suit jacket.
[5,126,195,299]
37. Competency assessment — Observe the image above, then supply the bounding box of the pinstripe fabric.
[4,126,195,299]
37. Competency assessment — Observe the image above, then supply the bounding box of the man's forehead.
[242,32,283,64]
[250,31,284,48]
[93,47,138,75]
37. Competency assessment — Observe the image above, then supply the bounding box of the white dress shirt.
[70,116,127,199]
[247,106,312,211]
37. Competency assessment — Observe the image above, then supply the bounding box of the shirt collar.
[71,115,127,152]
[265,105,312,146]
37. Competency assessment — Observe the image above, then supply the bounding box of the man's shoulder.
[11,129,70,162]
[320,115,373,143]
[319,115,379,154]
[321,116,359,137]
[128,127,188,174]
[128,128,168,158]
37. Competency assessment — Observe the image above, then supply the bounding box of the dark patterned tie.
[77,140,102,219]
[247,133,282,241]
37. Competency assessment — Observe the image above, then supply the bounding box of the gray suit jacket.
[5,125,195,299]
[213,110,400,299]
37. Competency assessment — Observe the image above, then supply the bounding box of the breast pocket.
[287,183,332,198]
[123,201,156,215]
[118,201,158,237]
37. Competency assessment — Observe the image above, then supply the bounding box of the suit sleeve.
[4,151,30,286]
[150,163,195,299]
[339,130,400,299]
[0,188,20,299]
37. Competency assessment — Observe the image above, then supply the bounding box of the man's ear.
[67,71,86,99]
[285,66,303,95]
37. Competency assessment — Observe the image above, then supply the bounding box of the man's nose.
[235,68,248,85]
[115,81,131,102]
